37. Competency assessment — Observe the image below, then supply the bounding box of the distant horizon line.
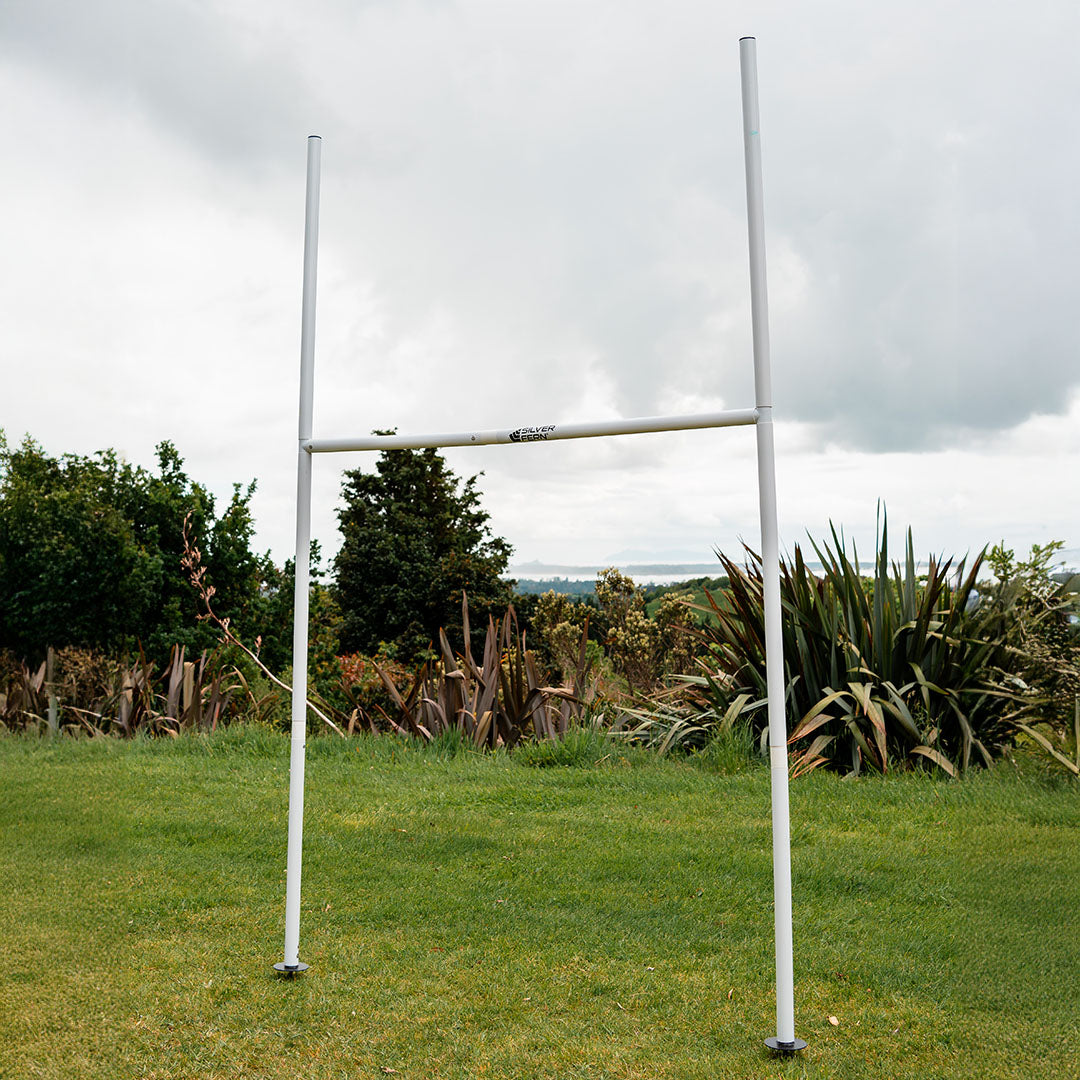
[505,548,1080,582]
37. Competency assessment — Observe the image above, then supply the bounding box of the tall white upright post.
[276,134,322,975]
[739,38,805,1052]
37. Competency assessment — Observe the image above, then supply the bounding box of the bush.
[594,569,698,694]
[977,542,1080,775]
[368,596,595,749]
[336,650,414,732]
[528,590,600,681]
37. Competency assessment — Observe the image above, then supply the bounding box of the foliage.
[334,440,514,660]
[241,540,343,689]
[594,568,659,693]
[614,691,759,759]
[181,516,344,736]
[693,519,1022,776]
[643,574,730,619]
[374,595,595,748]
[335,649,414,733]
[652,590,700,677]
[513,576,597,597]
[979,540,1080,763]
[0,433,269,663]
[528,589,602,681]
[594,568,698,693]
[0,643,241,736]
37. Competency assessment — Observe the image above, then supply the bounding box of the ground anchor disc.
[274,962,310,976]
[765,1037,808,1053]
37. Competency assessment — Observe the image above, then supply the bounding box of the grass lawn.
[1,728,1078,1079]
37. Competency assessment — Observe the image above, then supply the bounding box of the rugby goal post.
[275,37,805,1054]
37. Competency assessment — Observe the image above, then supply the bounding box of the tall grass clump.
[512,718,613,767]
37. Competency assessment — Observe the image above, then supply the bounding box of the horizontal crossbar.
[304,408,759,453]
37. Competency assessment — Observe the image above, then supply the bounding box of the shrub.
[977,542,1080,775]
[336,650,413,733]
[529,590,599,680]
[594,569,698,694]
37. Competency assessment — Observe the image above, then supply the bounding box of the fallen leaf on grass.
[727,988,734,1000]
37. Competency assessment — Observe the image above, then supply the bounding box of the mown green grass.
[1,728,1078,1079]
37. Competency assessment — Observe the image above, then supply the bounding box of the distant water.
[506,562,721,587]
[507,546,1080,588]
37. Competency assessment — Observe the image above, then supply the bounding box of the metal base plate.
[274,961,310,975]
[765,1037,808,1053]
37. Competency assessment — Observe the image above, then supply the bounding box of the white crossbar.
[305,408,758,454]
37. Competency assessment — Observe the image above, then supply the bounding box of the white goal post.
[276,37,805,1053]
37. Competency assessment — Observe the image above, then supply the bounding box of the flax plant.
[375,594,595,748]
[694,517,1016,776]
[0,644,238,736]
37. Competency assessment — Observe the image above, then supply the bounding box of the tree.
[0,432,269,662]
[333,442,514,658]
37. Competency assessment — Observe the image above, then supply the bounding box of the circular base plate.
[273,961,310,975]
[765,1037,808,1053]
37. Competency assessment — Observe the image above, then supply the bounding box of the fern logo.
[508,425,556,443]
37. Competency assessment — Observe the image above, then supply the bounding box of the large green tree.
[334,443,514,658]
[0,433,269,662]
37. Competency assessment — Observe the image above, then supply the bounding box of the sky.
[2,0,1077,575]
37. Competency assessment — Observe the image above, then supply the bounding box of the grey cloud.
[762,12,1080,449]
[5,0,1078,459]
[771,117,1080,449]
[0,0,313,171]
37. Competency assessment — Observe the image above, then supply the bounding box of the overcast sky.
[2,0,1077,574]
